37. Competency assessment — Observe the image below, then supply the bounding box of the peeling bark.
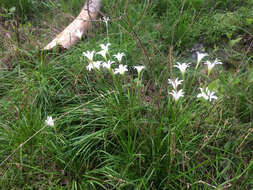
[44,0,101,50]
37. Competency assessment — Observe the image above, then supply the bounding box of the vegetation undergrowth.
[0,0,252,189]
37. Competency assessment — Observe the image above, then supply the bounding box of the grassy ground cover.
[0,0,252,189]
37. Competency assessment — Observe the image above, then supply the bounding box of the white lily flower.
[197,88,209,100]
[197,87,218,102]
[114,64,128,74]
[205,88,218,101]
[169,89,184,101]
[168,78,183,90]
[102,16,110,25]
[174,62,191,74]
[113,52,125,62]
[196,52,208,69]
[97,43,111,59]
[86,63,94,71]
[204,59,223,74]
[86,61,102,71]
[75,29,83,39]
[100,43,111,52]
[197,52,208,64]
[102,60,114,69]
[83,50,95,61]
[45,116,54,127]
[134,66,145,74]
[97,49,107,59]
[93,61,102,69]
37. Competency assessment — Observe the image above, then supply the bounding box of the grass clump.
[0,0,252,189]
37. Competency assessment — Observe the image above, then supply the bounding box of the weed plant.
[0,0,252,189]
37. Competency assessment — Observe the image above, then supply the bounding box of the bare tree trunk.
[44,0,101,50]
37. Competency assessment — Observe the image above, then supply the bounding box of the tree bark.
[44,0,101,50]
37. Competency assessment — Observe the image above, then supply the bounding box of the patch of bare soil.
[0,9,75,68]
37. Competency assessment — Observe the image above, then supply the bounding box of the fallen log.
[44,0,101,50]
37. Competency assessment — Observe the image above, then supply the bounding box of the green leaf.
[248,68,253,83]
[246,18,253,26]
[229,37,242,48]
[228,74,240,85]
[208,79,220,92]
[224,141,232,152]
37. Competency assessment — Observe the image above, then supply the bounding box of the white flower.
[86,61,101,71]
[45,116,54,127]
[113,52,125,62]
[114,64,128,74]
[75,29,83,39]
[86,62,94,71]
[102,16,110,25]
[134,66,145,74]
[83,50,95,61]
[174,62,191,74]
[100,43,111,52]
[97,49,107,59]
[97,43,111,59]
[197,88,209,100]
[102,60,114,69]
[196,52,208,69]
[168,78,183,90]
[197,52,208,64]
[93,61,102,69]
[197,87,218,102]
[204,58,223,72]
[169,89,184,101]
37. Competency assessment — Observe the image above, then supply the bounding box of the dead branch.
[44,0,101,50]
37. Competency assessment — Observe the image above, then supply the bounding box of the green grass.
[0,0,252,189]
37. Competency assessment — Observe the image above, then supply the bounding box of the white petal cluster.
[84,44,128,74]
[113,53,125,62]
[168,78,184,101]
[114,64,128,75]
[204,58,223,72]
[86,61,102,71]
[174,62,190,74]
[197,87,218,102]
[102,16,110,25]
[83,50,95,61]
[102,60,114,69]
[168,78,183,90]
[100,43,111,52]
[93,61,102,69]
[45,116,54,127]
[197,52,208,64]
[169,89,184,101]
[97,49,107,59]
[97,43,111,59]
[134,66,145,74]
[86,63,94,71]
